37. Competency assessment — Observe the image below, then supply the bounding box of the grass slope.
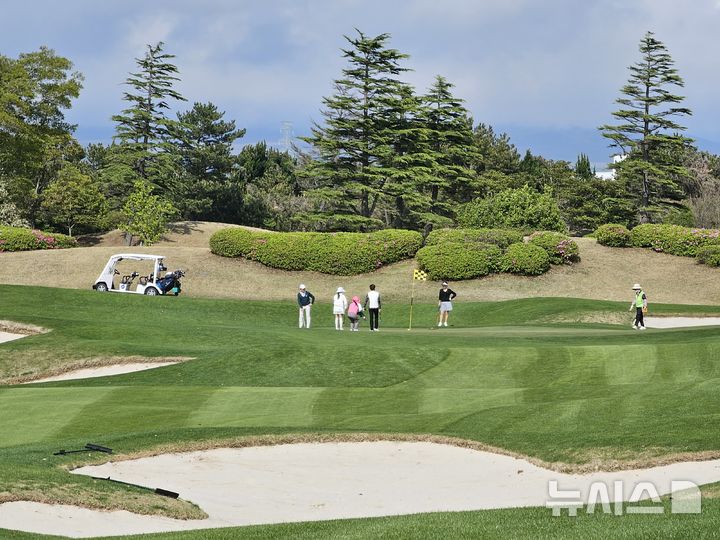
[1,221,720,303]
[1,284,720,538]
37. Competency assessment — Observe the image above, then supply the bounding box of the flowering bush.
[0,226,76,252]
[595,223,631,247]
[528,231,580,264]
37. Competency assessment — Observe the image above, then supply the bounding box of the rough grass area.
[1,221,720,304]
[1,285,720,537]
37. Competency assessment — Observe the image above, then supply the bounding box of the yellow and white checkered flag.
[413,269,427,281]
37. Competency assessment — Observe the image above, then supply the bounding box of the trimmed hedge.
[630,224,720,257]
[595,223,631,247]
[0,226,77,252]
[696,245,720,267]
[416,242,502,280]
[425,228,523,249]
[500,243,551,276]
[210,228,423,275]
[528,231,579,264]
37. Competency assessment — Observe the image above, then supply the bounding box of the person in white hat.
[297,284,315,329]
[628,283,647,330]
[332,287,348,330]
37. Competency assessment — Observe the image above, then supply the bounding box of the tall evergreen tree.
[575,153,593,179]
[109,42,186,194]
[381,84,437,228]
[473,123,520,175]
[420,75,478,212]
[599,31,692,222]
[301,30,412,230]
[169,102,246,220]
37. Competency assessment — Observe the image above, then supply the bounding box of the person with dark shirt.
[297,284,315,328]
[438,281,457,327]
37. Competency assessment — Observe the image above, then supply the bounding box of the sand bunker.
[0,441,719,538]
[0,320,47,345]
[644,316,720,328]
[0,331,25,344]
[26,362,183,384]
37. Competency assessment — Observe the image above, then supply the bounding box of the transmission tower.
[280,121,294,153]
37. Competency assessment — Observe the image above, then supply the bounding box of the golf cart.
[92,254,184,296]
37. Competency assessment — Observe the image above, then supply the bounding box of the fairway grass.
[1,284,720,538]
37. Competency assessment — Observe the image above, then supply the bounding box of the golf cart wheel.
[144,287,159,296]
[95,283,108,292]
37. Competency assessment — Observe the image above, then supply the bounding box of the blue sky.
[4,0,720,169]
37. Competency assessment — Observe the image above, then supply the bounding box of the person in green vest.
[628,283,648,330]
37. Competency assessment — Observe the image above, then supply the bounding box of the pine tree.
[575,153,593,179]
[420,75,478,212]
[110,42,186,192]
[301,30,413,230]
[599,31,692,222]
[169,102,245,220]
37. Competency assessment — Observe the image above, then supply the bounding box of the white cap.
[442,282,448,286]
[632,283,641,290]
[336,287,345,293]
[299,284,306,289]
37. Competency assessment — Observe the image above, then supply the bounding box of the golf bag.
[156,270,185,296]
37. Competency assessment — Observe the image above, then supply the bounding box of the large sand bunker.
[0,441,718,538]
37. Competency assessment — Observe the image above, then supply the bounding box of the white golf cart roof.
[108,254,165,261]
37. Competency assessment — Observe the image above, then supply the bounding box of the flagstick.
[408,276,415,331]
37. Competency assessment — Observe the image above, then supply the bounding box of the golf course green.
[1,283,720,538]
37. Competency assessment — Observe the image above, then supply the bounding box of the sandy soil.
[0,331,25,344]
[23,362,182,384]
[644,317,720,328]
[0,441,718,538]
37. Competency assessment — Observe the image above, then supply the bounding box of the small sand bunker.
[26,361,183,384]
[0,331,25,344]
[645,316,720,328]
[0,320,48,344]
[1,441,719,538]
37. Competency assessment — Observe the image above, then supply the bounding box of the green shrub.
[425,228,523,249]
[594,223,631,247]
[500,243,551,276]
[630,224,720,256]
[416,242,502,280]
[0,227,77,252]
[457,186,566,232]
[208,227,259,257]
[254,233,316,271]
[209,228,422,275]
[528,231,580,264]
[696,245,720,267]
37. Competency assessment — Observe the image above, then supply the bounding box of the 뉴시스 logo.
[546,479,701,516]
